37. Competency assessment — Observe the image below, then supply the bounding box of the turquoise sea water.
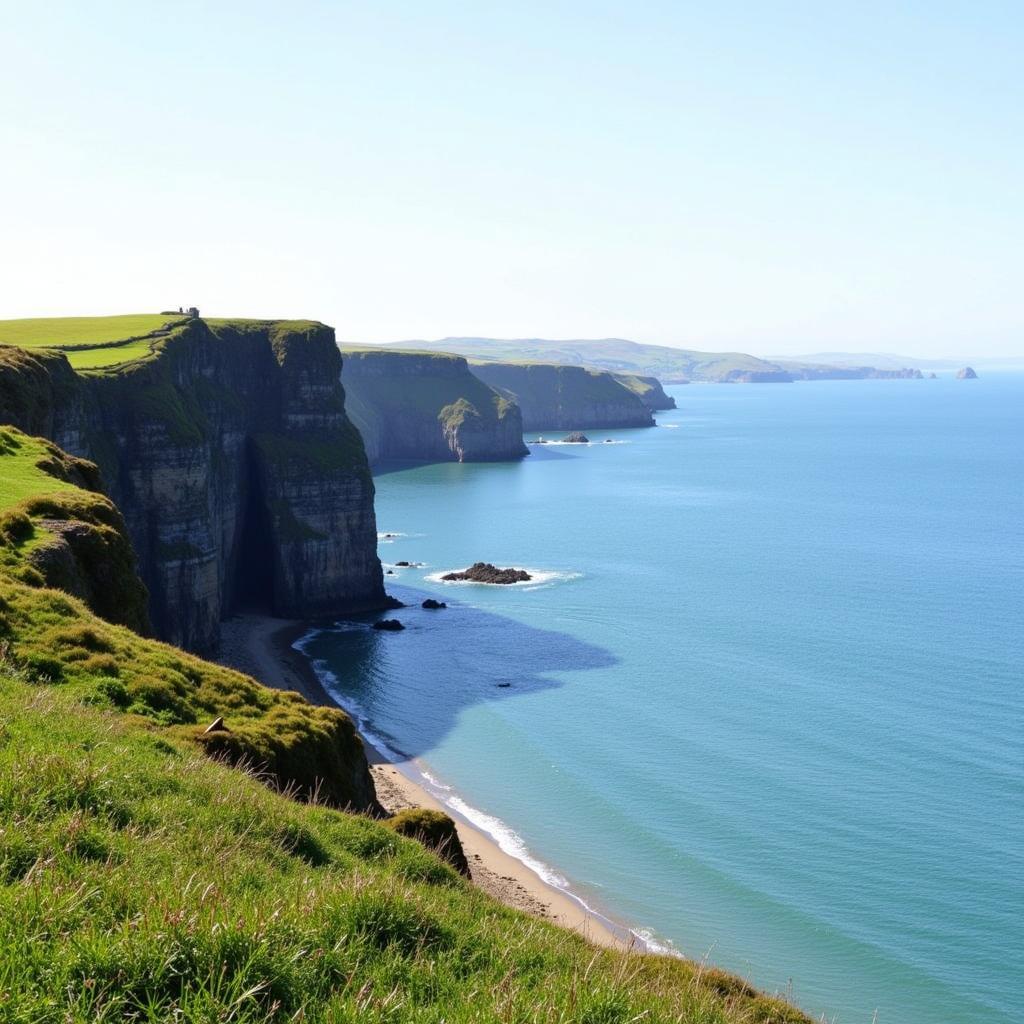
[302,375,1024,1023]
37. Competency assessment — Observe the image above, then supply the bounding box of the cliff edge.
[341,348,528,465]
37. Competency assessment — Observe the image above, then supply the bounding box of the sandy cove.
[216,612,631,951]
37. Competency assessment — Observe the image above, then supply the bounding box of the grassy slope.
[0,670,808,1023]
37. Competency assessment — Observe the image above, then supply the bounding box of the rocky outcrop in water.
[0,319,385,652]
[563,432,590,443]
[470,362,655,431]
[441,562,531,584]
[340,349,528,466]
[956,366,978,379]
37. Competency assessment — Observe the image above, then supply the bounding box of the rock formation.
[563,432,590,443]
[0,319,385,652]
[441,562,531,584]
[340,349,528,465]
[469,362,655,431]
[956,366,978,379]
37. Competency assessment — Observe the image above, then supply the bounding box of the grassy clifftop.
[0,313,188,369]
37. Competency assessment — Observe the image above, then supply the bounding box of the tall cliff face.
[340,349,528,465]
[469,362,655,431]
[0,320,384,652]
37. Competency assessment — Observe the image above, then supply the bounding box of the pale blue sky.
[2,1,1020,357]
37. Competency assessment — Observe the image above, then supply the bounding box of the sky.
[1,1,1021,359]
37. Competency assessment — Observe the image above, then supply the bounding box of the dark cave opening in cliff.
[233,447,276,612]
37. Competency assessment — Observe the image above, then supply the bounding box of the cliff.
[0,318,384,652]
[612,372,678,410]
[340,348,528,465]
[0,423,378,812]
[469,362,655,431]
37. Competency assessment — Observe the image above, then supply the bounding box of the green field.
[0,314,183,370]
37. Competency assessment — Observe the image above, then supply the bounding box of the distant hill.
[381,337,922,383]
[384,337,790,382]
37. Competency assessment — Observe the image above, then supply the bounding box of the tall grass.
[0,673,810,1023]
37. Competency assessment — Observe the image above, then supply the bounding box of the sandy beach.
[217,612,631,951]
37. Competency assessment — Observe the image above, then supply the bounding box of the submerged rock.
[562,431,590,443]
[441,562,531,584]
[956,366,978,379]
[421,598,447,609]
[372,618,405,631]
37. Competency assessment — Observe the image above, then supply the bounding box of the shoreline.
[216,612,637,952]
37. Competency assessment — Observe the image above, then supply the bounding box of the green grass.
[63,338,159,369]
[0,667,810,1022]
[0,314,190,372]
[0,314,174,350]
[0,428,77,506]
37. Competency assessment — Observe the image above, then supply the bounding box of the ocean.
[299,374,1024,1023]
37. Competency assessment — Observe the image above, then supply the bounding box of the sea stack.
[956,367,978,379]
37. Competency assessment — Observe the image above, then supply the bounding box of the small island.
[563,431,590,443]
[956,366,978,379]
[441,562,532,584]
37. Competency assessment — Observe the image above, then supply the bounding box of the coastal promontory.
[340,348,528,465]
[469,361,655,431]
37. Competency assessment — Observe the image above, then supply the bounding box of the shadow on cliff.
[296,582,616,759]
